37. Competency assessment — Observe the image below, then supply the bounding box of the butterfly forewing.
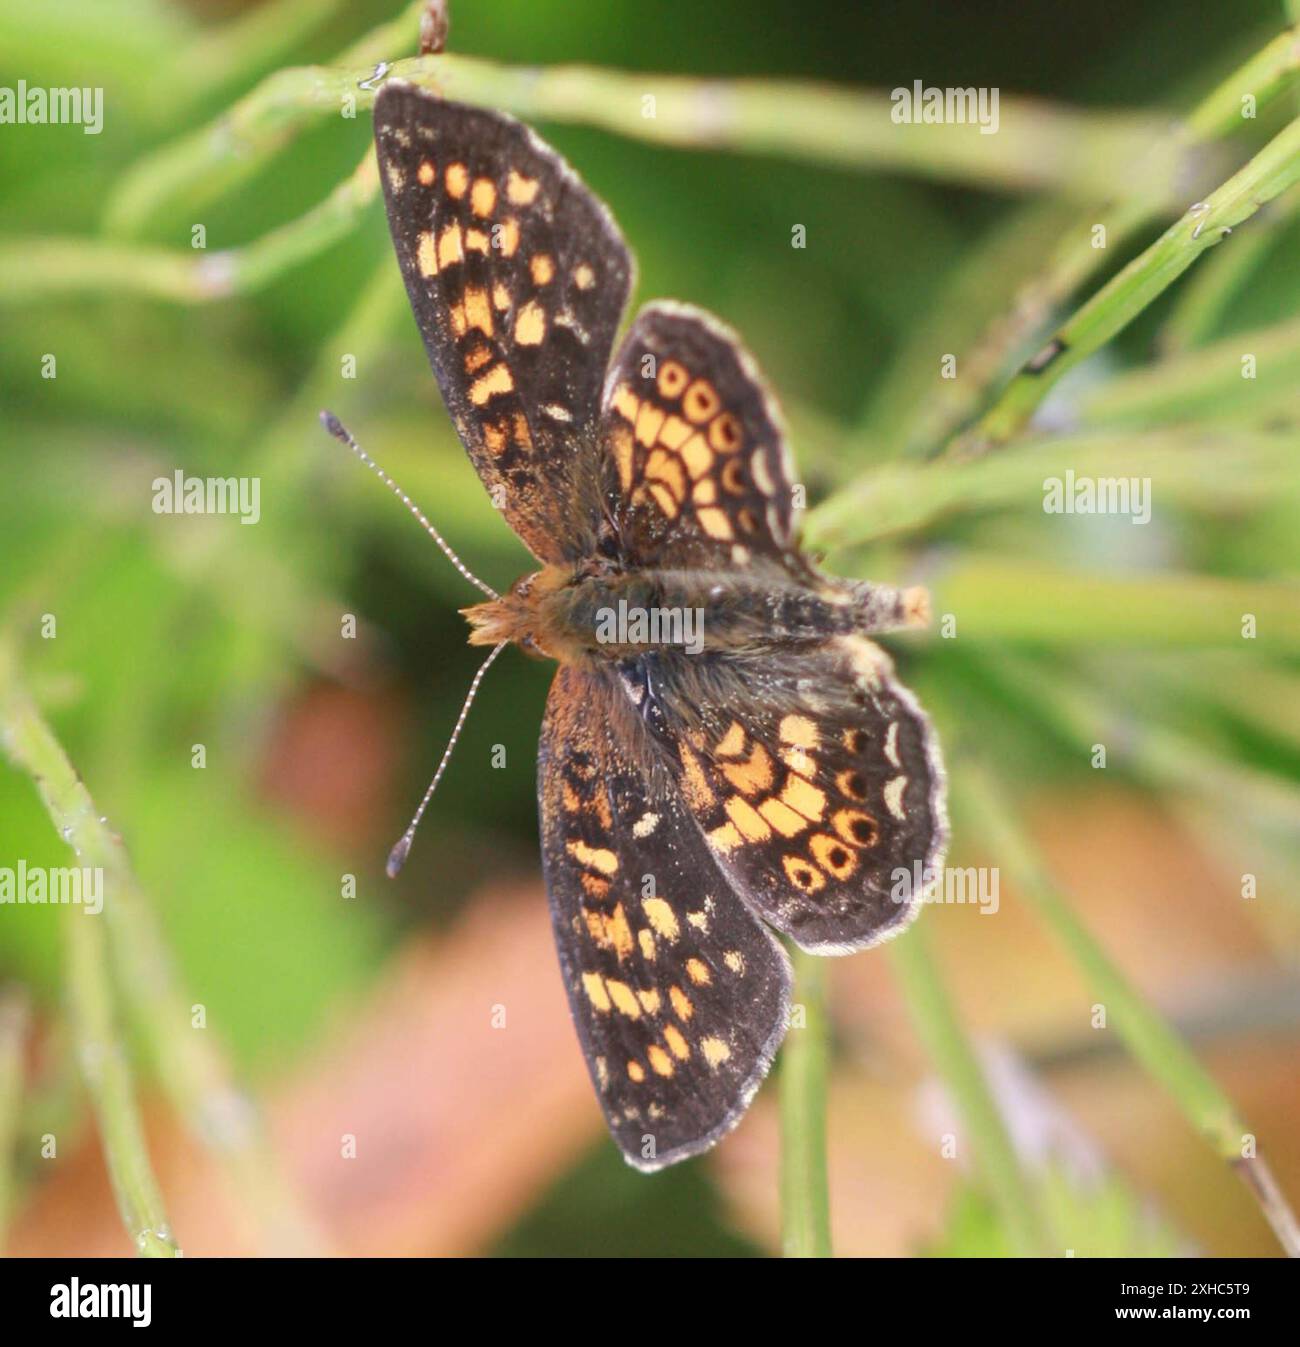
[374,83,633,562]
[539,666,792,1170]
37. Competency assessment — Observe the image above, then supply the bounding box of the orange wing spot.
[843,727,870,754]
[697,507,734,541]
[678,743,716,810]
[471,177,497,217]
[657,360,690,398]
[723,950,746,975]
[513,411,533,450]
[692,479,718,506]
[465,227,490,253]
[757,795,808,838]
[437,222,464,269]
[721,743,775,798]
[469,364,512,406]
[663,1025,691,1061]
[529,253,555,285]
[638,929,657,960]
[679,434,714,481]
[701,1036,732,1068]
[683,379,721,423]
[783,854,827,894]
[641,897,680,941]
[810,832,857,879]
[627,1059,646,1082]
[416,230,438,277]
[463,285,494,337]
[416,158,436,186]
[482,418,508,455]
[708,821,743,855]
[657,414,692,451]
[507,169,540,205]
[779,715,819,748]
[610,425,634,492]
[637,988,662,1015]
[573,262,595,289]
[634,402,667,449]
[611,384,640,424]
[724,794,773,842]
[514,300,546,345]
[492,282,512,311]
[716,722,746,757]
[647,1045,674,1077]
[585,902,634,959]
[833,808,880,849]
[605,979,641,1018]
[709,411,744,452]
[836,769,870,802]
[581,972,611,1012]
[648,483,680,520]
[686,957,712,987]
[565,839,618,874]
[579,873,611,900]
[781,775,827,821]
[445,162,469,198]
[463,343,494,374]
[449,301,467,336]
[645,448,686,502]
[496,218,520,256]
[721,458,747,495]
[669,985,693,1020]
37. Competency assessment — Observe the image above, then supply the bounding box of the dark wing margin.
[598,301,802,570]
[374,82,634,561]
[538,665,792,1170]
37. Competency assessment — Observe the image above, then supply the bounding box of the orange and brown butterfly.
[372,81,947,1170]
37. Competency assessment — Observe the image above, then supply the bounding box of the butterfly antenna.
[320,410,498,600]
[384,638,508,878]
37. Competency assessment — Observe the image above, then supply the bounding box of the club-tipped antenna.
[385,638,508,877]
[320,410,498,600]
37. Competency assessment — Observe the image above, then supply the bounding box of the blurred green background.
[1,0,1298,1257]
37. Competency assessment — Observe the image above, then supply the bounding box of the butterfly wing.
[374,83,633,562]
[598,301,803,571]
[539,665,792,1170]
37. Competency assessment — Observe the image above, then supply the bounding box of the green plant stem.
[0,986,29,1248]
[780,947,832,1257]
[958,760,1300,1257]
[888,925,1050,1256]
[0,638,322,1255]
[961,111,1300,453]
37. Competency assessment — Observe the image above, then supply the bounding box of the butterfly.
[372,81,947,1171]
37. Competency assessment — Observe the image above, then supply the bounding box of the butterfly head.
[462,564,573,658]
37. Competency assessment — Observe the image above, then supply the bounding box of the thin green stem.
[780,947,832,1257]
[961,111,1300,453]
[888,925,1050,1256]
[958,760,1300,1256]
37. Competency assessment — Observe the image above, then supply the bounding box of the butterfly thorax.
[464,560,929,665]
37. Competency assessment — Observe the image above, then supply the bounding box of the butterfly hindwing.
[599,302,802,570]
[375,83,633,562]
[628,636,947,952]
[539,666,792,1170]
